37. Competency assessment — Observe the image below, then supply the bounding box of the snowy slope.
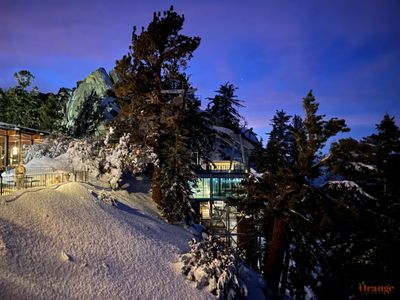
[0,182,213,300]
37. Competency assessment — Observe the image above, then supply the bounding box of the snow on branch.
[288,208,311,222]
[67,130,157,189]
[324,180,376,200]
[179,235,247,299]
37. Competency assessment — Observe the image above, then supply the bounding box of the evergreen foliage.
[265,110,293,172]
[38,92,64,131]
[159,101,194,222]
[249,138,268,173]
[0,70,67,131]
[180,235,247,299]
[114,7,211,222]
[206,82,244,132]
[235,90,350,298]
[321,114,400,298]
[238,95,399,299]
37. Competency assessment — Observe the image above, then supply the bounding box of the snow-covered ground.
[0,182,213,299]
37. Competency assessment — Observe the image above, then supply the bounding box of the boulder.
[63,67,119,136]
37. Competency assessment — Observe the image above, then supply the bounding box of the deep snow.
[0,182,213,299]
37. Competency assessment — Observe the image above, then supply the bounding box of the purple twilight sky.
[1,0,399,142]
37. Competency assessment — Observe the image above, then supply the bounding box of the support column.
[5,135,9,167]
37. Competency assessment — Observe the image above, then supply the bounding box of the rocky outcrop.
[63,67,119,136]
[109,68,119,85]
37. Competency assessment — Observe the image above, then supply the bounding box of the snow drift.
[0,182,213,299]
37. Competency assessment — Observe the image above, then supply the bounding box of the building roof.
[0,122,50,135]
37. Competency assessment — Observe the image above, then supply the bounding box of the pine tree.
[249,138,268,173]
[0,71,67,130]
[206,82,244,132]
[0,88,9,122]
[114,6,200,206]
[160,109,193,222]
[15,70,39,128]
[265,110,293,172]
[321,115,400,298]
[236,90,349,297]
[364,114,400,202]
[114,7,211,222]
[38,92,64,131]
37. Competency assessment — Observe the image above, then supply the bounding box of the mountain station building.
[0,122,47,168]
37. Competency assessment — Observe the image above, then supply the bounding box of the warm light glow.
[210,160,244,171]
[12,146,18,156]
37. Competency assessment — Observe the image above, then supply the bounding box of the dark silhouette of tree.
[0,70,40,128]
[207,82,244,132]
[0,70,66,131]
[236,90,349,298]
[321,114,400,298]
[265,110,293,172]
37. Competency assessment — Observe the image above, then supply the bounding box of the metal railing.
[0,168,88,196]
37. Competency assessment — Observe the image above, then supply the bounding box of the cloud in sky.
[1,0,399,140]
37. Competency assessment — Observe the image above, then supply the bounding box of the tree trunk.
[152,166,162,205]
[237,216,258,268]
[264,216,287,294]
[151,66,162,206]
[279,242,290,296]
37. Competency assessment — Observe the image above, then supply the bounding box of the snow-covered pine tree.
[114,6,200,208]
[159,99,194,223]
[114,8,213,222]
[160,86,214,223]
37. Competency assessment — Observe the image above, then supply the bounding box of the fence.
[0,167,88,196]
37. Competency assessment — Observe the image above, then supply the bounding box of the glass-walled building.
[189,161,248,248]
[191,177,243,200]
[190,160,247,222]
[0,122,47,168]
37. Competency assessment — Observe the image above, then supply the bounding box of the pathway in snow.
[0,182,212,300]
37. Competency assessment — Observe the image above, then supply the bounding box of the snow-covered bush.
[103,133,157,188]
[97,190,118,206]
[179,235,247,299]
[24,136,71,163]
[67,138,103,177]
[67,129,157,189]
